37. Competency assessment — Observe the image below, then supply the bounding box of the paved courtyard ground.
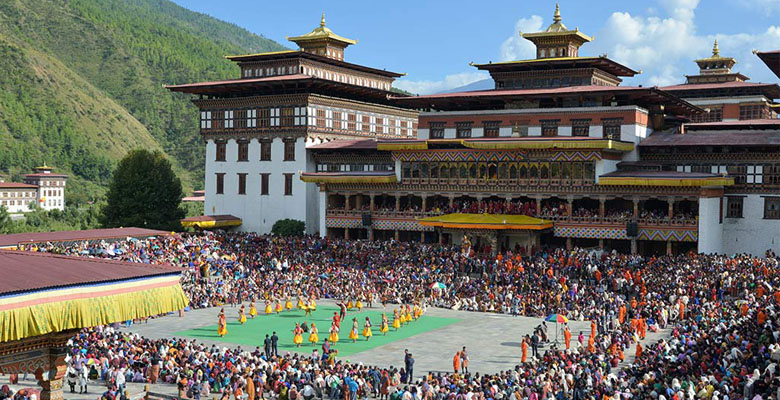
[0,300,668,399]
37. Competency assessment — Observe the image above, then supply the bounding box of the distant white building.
[0,165,67,214]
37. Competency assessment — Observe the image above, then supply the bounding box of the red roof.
[23,173,68,178]
[225,51,405,78]
[0,251,181,295]
[0,227,171,248]
[166,74,311,90]
[686,119,780,130]
[756,50,780,79]
[393,85,645,100]
[309,139,378,150]
[661,81,780,99]
[600,170,721,179]
[0,182,37,189]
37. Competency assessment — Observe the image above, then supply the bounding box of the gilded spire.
[712,40,720,57]
[320,12,326,27]
[553,3,561,24]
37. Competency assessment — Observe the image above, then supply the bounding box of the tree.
[101,149,184,230]
[271,219,305,237]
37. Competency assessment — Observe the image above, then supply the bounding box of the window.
[270,108,280,126]
[456,122,472,138]
[224,110,234,129]
[246,109,257,128]
[726,196,743,218]
[572,119,591,136]
[260,140,272,161]
[369,116,377,133]
[429,122,445,139]
[284,173,293,196]
[739,104,770,120]
[283,139,295,161]
[307,107,317,126]
[746,165,763,185]
[215,141,226,161]
[294,107,307,126]
[692,107,722,123]
[484,121,500,138]
[200,111,212,129]
[541,120,559,137]
[395,119,401,136]
[602,118,623,140]
[325,110,334,129]
[382,118,390,135]
[355,113,363,131]
[237,173,247,195]
[260,173,270,195]
[765,197,780,219]
[237,141,249,162]
[342,112,349,130]
[215,173,225,195]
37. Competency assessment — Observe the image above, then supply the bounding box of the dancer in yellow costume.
[346,299,354,310]
[293,323,303,347]
[297,297,305,310]
[249,301,258,318]
[328,322,340,343]
[275,299,283,314]
[405,305,413,323]
[238,305,247,325]
[356,295,363,311]
[285,297,294,311]
[380,313,389,335]
[349,318,359,342]
[392,309,401,331]
[264,300,273,315]
[309,323,319,345]
[304,301,312,318]
[362,316,372,340]
[217,308,228,337]
[309,297,317,311]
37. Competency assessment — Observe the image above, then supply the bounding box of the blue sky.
[173,0,780,94]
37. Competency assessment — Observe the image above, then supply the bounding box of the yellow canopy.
[419,213,553,230]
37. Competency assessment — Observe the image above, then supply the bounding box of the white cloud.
[499,15,544,61]
[393,71,489,95]
[740,0,780,15]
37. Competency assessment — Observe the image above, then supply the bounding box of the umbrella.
[430,282,446,290]
[545,314,569,344]
[545,314,569,323]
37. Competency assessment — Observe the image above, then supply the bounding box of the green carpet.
[176,306,459,356]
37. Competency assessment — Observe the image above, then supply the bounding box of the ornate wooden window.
[764,197,780,219]
[456,122,472,138]
[692,107,722,123]
[572,119,591,136]
[739,104,770,120]
[237,141,249,162]
[246,109,257,128]
[215,141,226,162]
[284,173,293,196]
[237,173,247,195]
[260,140,272,161]
[200,111,213,129]
[283,139,295,161]
[429,122,445,139]
[260,173,269,195]
[726,196,743,218]
[602,118,623,140]
[483,121,500,138]
[215,173,225,195]
[541,120,558,137]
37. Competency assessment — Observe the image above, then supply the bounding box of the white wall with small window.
[722,193,780,256]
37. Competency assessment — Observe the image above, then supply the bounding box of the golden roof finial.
[712,39,720,57]
[553,3,562,23]
[320,12,326,27]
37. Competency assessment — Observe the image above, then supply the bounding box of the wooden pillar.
[355,195,363,210]
[566,237,572,250]
[599,239,604,249]
[345,194,351,211]
[535,196,542,215]
[476,195,484,212]
[420,231,425,243]
[369,194,375,211]
[631,239,637,254]
[599,197,606,218]
[666,240,673,256]
[438,230,443,245]
[345,228,350,240]
[395,195,401,212]
[567,196,573,218]
[394,229,400,241]
[633,198,640,219]
[421,194,427,212]
[449,195,455,209]
[668,197,674,220]
[368,228,374,241]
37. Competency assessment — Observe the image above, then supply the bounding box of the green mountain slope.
[0,0,285,202]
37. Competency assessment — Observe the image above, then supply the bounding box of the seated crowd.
[20,234,780,399]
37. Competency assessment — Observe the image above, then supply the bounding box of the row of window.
[215,139,296,162]
[241,64,391,90]
[430,119,622,139]
[726,196,780,219]
[215,173,294,196]
[401,161,596,182]
[676,164,780,186]
[202,108,413,136]
[691,105,773,123]
[315,163,394,172]
[0,191,35,198]
[1,199,32,206]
